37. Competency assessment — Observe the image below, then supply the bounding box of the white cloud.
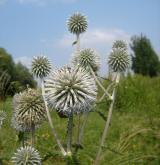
[56,28,131,75]
[17,0,78,6]
[15,56,32,69]
[58,28,130,49]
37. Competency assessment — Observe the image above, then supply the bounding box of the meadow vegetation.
[0,74,159,165]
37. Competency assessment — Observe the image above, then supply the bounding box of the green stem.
[41,80,66,156]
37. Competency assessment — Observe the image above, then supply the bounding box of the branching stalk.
[94,73,120,165]
[41,80,66,156]
[89,67,112,100]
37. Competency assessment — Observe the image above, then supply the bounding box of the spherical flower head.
[44,66,97,115]
[72,48,100,73]
[67,13,88,35]
[12,146,41,165]
[31,56,51,79]
[12,88,46,132]
[112,40,127,51]
[108,49,130,72]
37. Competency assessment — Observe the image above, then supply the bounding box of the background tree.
[0,47,36,98]
[130,34,160,77]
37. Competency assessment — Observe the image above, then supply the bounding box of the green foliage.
[0,48,15,81]
[130,34,160,77]
[0,75,160,164]
[0,47,37,98]
[0,71,11,100]
[14,62,37,89]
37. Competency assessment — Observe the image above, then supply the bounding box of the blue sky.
[0,0,160,74]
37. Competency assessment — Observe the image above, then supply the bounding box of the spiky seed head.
[31,56,51,79]
[12,146,41,165]
[67,13,88,35]
[44,66,97,115]
[112,40,127,51]
[108,49,130,72]
[12,88,46,132]
[72,48,100,73]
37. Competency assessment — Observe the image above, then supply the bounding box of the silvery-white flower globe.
[72,48,100,73]
[108,49,130,72]
[31,56,51,79]
[67,13,87,35]
[12,146,41,165]
[44,66,97,114]
[112,40,127,51]
[12,88,46,132]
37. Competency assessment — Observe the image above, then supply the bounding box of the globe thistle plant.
[12,146,41,165]
[67,13,87,35]
[72,48,100,73]
[31,56,51,79]
[12,88,46,132]
[44,66,97,115]
[108,49,130,72]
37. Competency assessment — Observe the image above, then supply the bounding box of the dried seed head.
[44,66,97,115]
[31,56,51,79]
[108,49,130,72]
[72,48,100,73]
[67,13,88,35]
[12,88,46,132]
[12,146,41,165]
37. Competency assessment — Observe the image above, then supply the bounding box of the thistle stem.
[98,82,115,102]
[94,73,120,165]
[89,67,112,100]
[77,111,89,149]
[76,33,80,52]
[31,123,35,146]
[41,80,66,156]
[67,111,73,155]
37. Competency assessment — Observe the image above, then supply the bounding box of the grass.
[0,74,160,165]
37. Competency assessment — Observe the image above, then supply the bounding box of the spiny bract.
[44,66,97,114]
[67,13,87,35]
[12,146,41,165]
[12,88,46,132]
[72,48,100,73]
[108,49,130,72]
[31,56,51,79]
[112,40,127,51]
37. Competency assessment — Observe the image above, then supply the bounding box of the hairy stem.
[77,111,89,147]
[31,123,35,146]
[67,111,73,155]
[76,33,80,52]
[41,80,66,156]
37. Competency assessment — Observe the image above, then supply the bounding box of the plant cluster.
[7,12,129,164]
